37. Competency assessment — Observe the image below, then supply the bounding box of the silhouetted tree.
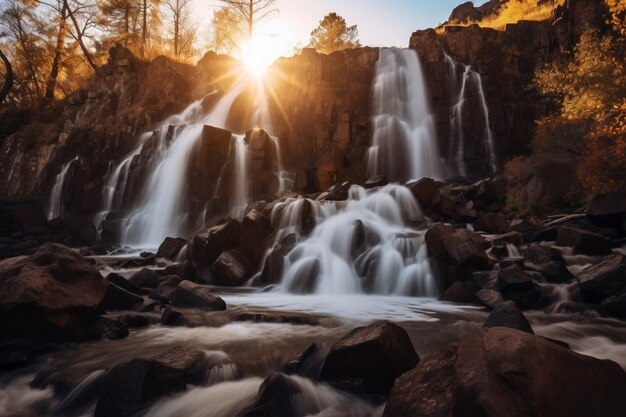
[308,12,360,54]
[219,0,277,40]
[208,7,244,55]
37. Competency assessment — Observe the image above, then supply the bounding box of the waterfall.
[229,134,251,219]
[47,156,78,221]
[275,184,437,297]
[445,53,497,177]
[367,48,448,182]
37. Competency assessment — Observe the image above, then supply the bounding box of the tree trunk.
[0,48,13,105]
[63,0,98,71]
[142,0,147,55]
[43,5,68,106]
[248,0,253,39]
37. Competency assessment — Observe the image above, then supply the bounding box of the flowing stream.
[47,156,78,221]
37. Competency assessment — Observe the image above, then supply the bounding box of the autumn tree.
[534,0,626,194]
[207,7,245,55]
[0,47,13,105]
[164,0,195,59]
[308,12,360,54]
[219,0,277,40]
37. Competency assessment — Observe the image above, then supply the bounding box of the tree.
[0,47,13,105]
[219,0,277,40]
[164,0,194,59]
[207,7,244,55]
[308,12,360,54]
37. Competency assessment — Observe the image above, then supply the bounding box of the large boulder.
[384,327,626,417]
[556,225,612,256]
[524,244,574,283]
[94,358,186,417]
[211,249,252,287]
[576,255,626,303]
[320,321,419,395]
[496,264,542,309]
[239,209,273,269]
[586,193,626,232]
[100,282,143,311]
[156,237,187,260]
[169,280,226,310]
[0,243,107,341]
[244,373,301,417]
[189,219,241,278]
[128,268,160,289]
[483,300,534,334]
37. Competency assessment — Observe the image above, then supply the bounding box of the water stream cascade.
[47,156,78,221]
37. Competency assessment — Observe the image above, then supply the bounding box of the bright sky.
[198,1,489,55]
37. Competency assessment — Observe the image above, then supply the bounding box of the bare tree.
[207,7,244,55]
[164,0,193,58]
[219,0,277,40]
[0,47,13,105]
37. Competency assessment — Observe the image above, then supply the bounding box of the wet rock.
[586,193,626,232]
[600,292,626,318]
[129,268,160,289]
[100,282,143,311]
[156,237,187,260]
[244,373,301,417]
[408,177,438,208]
[556,224,612,256]
[284,344,320,377]
[189,219,241,277]
[524,226,558,243]
[497,264,533,291]
[426,224,490,269]
[477,289,504,309]
[524,244,574,283]
[148,276,182,303]
[383,328,626,417]
[576,255,626,303]
[152,346,208,385]
[259,233,298,286]
[475,212,510,234]
[483,300,534,334]
[94,358,186,417]
[169,280,226,311]
[114,313,155,329]
[365,175,388,188]
[0,243,107,341]
[163,261,195,281]
[240,209,273,268]
[441,281,480,304]
[107,272,142,294]
[320,320,419,395]
[89,316,129,340]
[472,270,498,289]
[160,306,191,326]
[211,249,252,287]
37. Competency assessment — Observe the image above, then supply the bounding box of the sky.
[198,0,490,54]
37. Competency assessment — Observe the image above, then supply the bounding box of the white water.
[367,48,448,182]
[445,53,497,177]
[229,134,251,219]
[276,184,437,297]
[47,156,78,220]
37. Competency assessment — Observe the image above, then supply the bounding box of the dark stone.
[556,225,612,256]
[169,280,226,310]
[601,292,626,318]
[148,276,182,303]
[497,264,533,291]
[365,175,388,188]
[524,244,574,283]
[477,289,505,309]
[441,281,480,304]
[89,316,129,340]
[160,306,190,326]
[284,343,320,376]
[483,300,534,334]
[240,209,273,269]
[94,359,186,417]
[152,346,207,385]
[576,255,626,303]
[408,178,438,208]
[189,219,241,278]
[211,249,252,286]
[475,212,510,234]
[586,193,626,231]
[100,282,143,311]
[383,328,626,417]
[107,272,142,294]
[0,243,107,341]
[156,237,187,260]
[244,373,301,417]
[129,268,160,289]
[320,320,419,395]
[259,233,298,285]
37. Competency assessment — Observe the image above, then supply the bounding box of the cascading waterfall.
[445,52,497,177]
[274,184,437,297]
[47,156,78,221]
[367,47,448,182]
[229,134,251,219]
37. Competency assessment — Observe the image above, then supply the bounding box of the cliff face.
[410,0,608,176]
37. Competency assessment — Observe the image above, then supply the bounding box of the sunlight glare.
[241,35,285,77]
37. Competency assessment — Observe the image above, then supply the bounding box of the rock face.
[0,243,107,340]
[189,219,241,277]
[384,327,626,417]
[320,321,419,395]
[169,280,227,310]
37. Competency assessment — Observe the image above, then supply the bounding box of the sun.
[240,34,287,77]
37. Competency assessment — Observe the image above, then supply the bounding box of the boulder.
[320,321,419,395]
[107,272,142,294]
[189,219,241,277]
[475,213,510,234]
[477,289,505,309]
[576,255,626,303]
[94,359,186,417]
[524,244,574,283]
[483,300,534,334]
[497,264,542,309]
[129,268,160,289]
[89,316,129,340]
[169,280,226,311]
[156,237,187,260]
[365,175,388,188]
[441,281,480,304]
[210,249,252,286]
[152,346,208,385]
[148,276,182,303]
[259,234,298,285]
[100,282,143,311]
[383,328,626,417]
[0,243,107,341]
[408,178,438,208]
[244,373,301,417]
[601,292,626,318]
[239,209,273,268]
[586,193,626,231]
[556,225,612,256]
[426,224,490,269]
